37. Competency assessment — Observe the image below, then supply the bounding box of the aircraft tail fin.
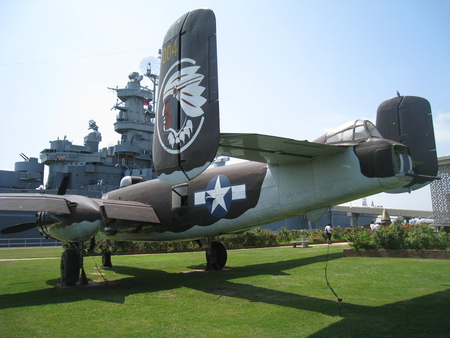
[153,9,219,185]
[376,95,438,192]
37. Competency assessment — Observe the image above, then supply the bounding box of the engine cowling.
[354,139,412,178]
[37,195,102,242]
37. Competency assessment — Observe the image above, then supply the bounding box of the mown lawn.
[0,244,449,337]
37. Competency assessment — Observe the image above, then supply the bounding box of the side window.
[354,125,367,140]
[327,133,341,143]
[366,121,383,138]
[342,129,353,141]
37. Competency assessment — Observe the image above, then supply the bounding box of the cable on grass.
[324,208,343,316]
[91,256,109,285]
[325,243,342,316]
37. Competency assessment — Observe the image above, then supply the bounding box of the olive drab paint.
[154,9,219,185]
[376,96,438,192]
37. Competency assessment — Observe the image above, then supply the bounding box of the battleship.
[0,58,161,243]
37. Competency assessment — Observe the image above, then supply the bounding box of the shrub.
[348,220,450,251]
[374,222,407,249]
[404,224,449,250]
[331,226,351,241]
[347,227,380,251]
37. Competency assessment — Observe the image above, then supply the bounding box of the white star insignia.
[194,175,247,217]
[206,176,231,213]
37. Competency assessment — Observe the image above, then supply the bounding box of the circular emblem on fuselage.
[194,174,247,218]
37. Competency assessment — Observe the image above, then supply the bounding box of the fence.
[0,238,62,248]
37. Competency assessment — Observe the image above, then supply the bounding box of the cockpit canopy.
[315,119,383,145]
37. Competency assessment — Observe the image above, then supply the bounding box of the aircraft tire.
[208,241,227,270]
[61,249,80,286]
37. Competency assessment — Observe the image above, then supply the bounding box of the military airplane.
[0,8,438,286]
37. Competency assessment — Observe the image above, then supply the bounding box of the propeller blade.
[1,222,37,234]
[57,176,70,195]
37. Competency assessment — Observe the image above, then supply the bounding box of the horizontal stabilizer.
[99,200,161,224]
[218,133,347,164]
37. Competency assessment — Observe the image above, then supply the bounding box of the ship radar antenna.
[140,56,160,114]
[140,56,160,81]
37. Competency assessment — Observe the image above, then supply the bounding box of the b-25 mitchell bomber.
[0,9,438,286]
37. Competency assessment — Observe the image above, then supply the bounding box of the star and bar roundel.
[194,175,247,217]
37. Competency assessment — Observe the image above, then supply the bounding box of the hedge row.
[91,227,349,253]
[83,222,449,253]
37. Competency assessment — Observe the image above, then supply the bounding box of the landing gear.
[102,251,113,268]
[61,249,80,286]
[60,241,88,286]
[205,240,227,270]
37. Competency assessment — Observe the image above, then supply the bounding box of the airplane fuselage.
[99,146,411,242]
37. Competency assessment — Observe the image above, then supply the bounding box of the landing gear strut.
[205,240,227,270]
[102,251,113,268]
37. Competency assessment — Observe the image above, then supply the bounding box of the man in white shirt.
[325,224,333,244]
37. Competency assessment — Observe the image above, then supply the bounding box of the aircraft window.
[327,121,355,136]
[342,129,353,141]
[325,119,381,144]
[354,125,367,140]
[366,121,383,138]
[327,133,341,143]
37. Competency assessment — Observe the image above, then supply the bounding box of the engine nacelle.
[37,195,102,242]
[354,139,412,178]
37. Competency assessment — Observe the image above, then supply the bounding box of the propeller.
[1,177,70,235]
[57,176,70,195]
[1,222,37,235]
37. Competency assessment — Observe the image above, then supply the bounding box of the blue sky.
[0,0,449,211]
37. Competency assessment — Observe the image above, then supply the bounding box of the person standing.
[325,224,333,244]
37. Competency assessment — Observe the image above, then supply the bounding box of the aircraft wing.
[0,193,161,224]
[99,200,160,224]
[218,133,348,165]
[0,193,71,213]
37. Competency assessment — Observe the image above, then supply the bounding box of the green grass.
[1,245,449,337]
[0,247,62,259]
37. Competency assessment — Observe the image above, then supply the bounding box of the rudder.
[153,9,219,185]
[376,95,438,191]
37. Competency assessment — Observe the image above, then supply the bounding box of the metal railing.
[0,238,62,248]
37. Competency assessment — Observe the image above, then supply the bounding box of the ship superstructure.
[111,71,156,180]
[40,70,158,195]
[0,64,160,240]
[0,154,44,191]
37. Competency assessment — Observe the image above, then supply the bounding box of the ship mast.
[109,56,160,180]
